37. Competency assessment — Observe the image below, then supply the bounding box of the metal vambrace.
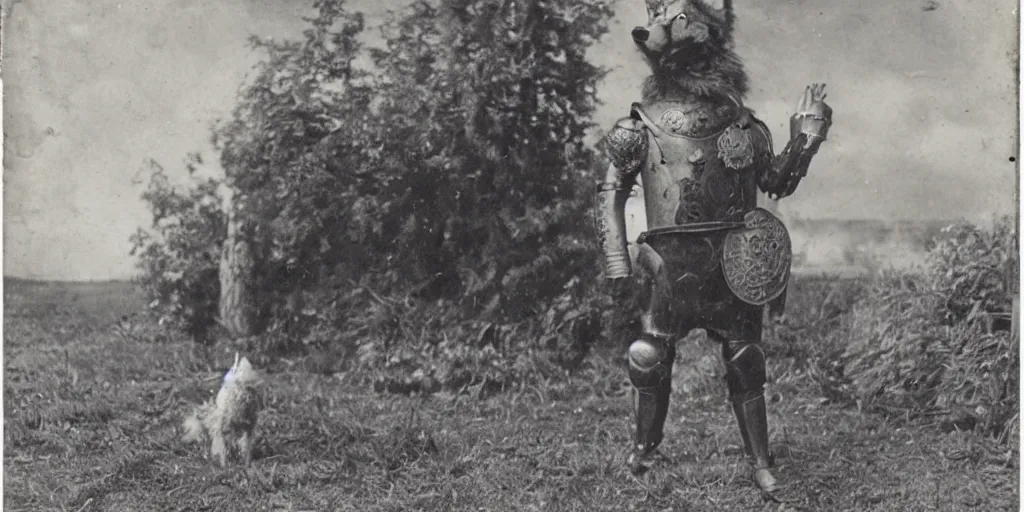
[596,183,633,279]
[628,335,676,455]
[596,117,648,279]
[756,109,828,200]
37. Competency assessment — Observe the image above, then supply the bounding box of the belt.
[637,221,747,244]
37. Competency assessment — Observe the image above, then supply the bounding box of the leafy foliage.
[836,217,1018,441]
[129,157,224,343]
[928,218,1016,324]
[132,0,618,384]
[334,274,606,396]
[211,0,377,331]
[360,0,614,317]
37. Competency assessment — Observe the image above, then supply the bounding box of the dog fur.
[183,353,263,467]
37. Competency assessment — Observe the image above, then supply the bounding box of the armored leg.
[722,340,777,492]
[623,242,680,471]
[626,333,676,470]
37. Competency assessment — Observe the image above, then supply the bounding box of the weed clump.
[837,217,1017,442]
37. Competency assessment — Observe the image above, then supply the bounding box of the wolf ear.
[644,0,664,17]
[701,0,734,31]
[237,357,253,372]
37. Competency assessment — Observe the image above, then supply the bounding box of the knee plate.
[723,342,766,398]
[627,334,675,458]
[628,336,675,388]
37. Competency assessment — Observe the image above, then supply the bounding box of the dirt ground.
[3,279,1018,511]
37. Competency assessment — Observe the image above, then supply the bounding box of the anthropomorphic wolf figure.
[183,353,264,467]
[594,0,832,492]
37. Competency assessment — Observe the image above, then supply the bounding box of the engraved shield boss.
[721,208,792,305]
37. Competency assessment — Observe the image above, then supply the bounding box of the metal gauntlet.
[759,99,832,199]
[596,118,648,279]
[789,96,832,150]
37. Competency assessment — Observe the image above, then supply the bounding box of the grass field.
[3,278,1019,511]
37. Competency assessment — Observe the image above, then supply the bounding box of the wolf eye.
[675,13,688,21]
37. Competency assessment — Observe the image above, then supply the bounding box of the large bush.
[132,0,617,383]
[837,217,1017,441]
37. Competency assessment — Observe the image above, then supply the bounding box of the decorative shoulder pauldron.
[716,109,766,171]
[602,114,649,185]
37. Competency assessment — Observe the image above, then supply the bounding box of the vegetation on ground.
[835,218,1017,441]
[4,273,1017,511]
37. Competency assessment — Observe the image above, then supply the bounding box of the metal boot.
[732,391,777,492]
[723,341,778,493]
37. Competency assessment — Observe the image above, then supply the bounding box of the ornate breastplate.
[657,102,738,138]
[632,101,768,228]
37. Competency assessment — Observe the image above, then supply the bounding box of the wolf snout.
[631,26,649,43]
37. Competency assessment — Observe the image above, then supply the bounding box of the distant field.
[4,277,145,324]
[623,205,956,276]
[786,217,951,273]
[3,277,1018,511]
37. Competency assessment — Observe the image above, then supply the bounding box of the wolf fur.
[634,0,748,103]
[183,353,263,467]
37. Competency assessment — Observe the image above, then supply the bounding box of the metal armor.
[596,93,829,492]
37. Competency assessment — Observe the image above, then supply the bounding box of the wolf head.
[632,0,747,100]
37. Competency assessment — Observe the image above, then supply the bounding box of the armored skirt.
[633,208,790,342]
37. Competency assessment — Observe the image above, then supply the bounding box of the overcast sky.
[3,0,1019,280]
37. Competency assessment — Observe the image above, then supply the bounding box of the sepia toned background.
[3,0,1019,280]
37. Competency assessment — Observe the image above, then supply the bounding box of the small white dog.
[183,353,263,466]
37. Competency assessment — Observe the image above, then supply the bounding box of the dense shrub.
[130,0,617,387]
[765,275,868,360]
[837,217,1017,441]
[357,0,614,318]
[129,158,225,343]
[928,218,1016,324]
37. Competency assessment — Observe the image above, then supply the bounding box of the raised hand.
[791,83,832,143]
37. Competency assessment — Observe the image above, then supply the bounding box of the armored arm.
[757,84,832,199]
[596,117,649,279]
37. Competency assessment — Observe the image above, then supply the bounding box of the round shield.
[721,208,792,305]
